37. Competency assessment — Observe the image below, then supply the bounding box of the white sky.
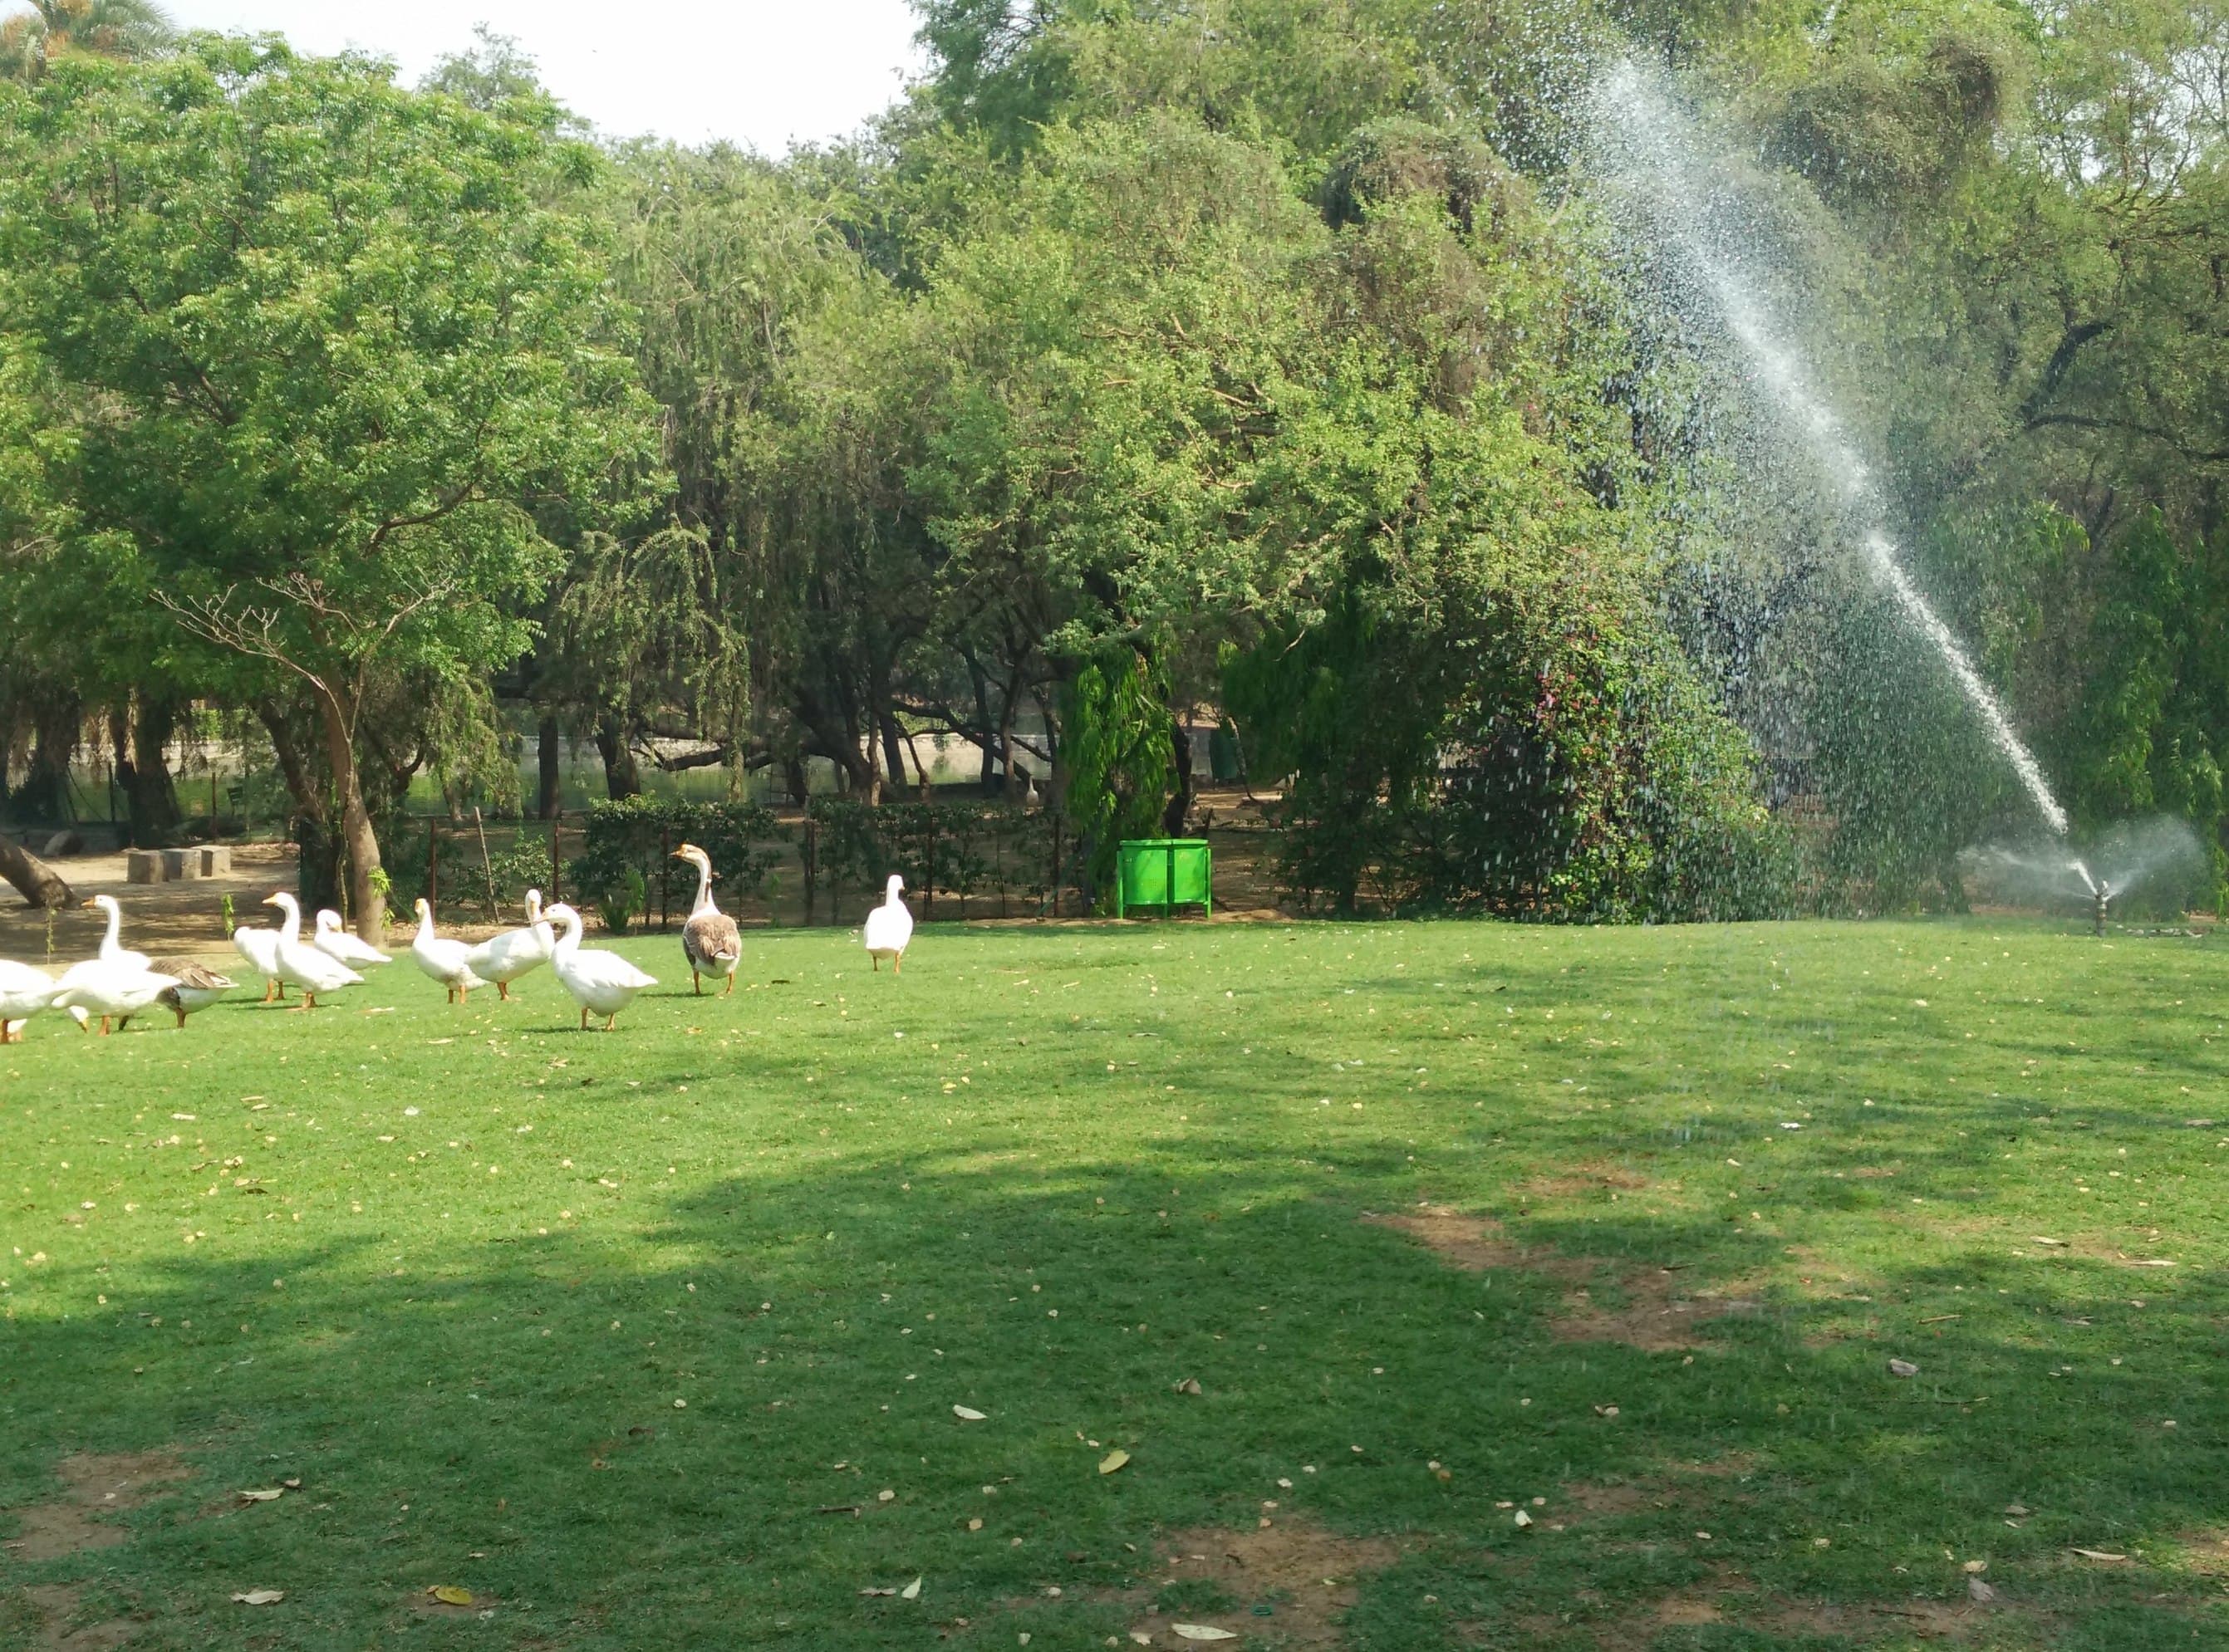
[159,0,928,153]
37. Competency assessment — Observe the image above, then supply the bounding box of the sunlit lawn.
[3,914,2228,1650]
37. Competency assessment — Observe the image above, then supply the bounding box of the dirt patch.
[4,1451,191,1562]
[2171,1531,2229,1576]
[1556,1482,1659,1525]
[22,1584,143,1652]
[1554,1272,1765,1353]
[1517,1164,1652,1202]
[1113,1521,1411,1647]
[1366,1205,1760,1351]
[1362,1205,1540,1273]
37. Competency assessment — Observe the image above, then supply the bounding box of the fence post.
[924,810,936,922]
[658,824,670,932]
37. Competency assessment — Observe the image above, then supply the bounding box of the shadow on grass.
[4,1133,2227,1651]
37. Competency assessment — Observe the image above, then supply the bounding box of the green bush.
[567,798,786,926]
[806,798,1055,919]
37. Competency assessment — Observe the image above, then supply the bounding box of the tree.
[0,38,658,933]
[0,0,172,81]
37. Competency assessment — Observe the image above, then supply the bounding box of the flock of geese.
[0,845,916,1038]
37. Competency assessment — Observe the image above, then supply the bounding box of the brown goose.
[672,842,742,996]
[150,957,237,1028]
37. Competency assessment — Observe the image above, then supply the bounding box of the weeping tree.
[0,38,657,934]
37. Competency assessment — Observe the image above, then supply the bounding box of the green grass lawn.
[4,915,2228,1650]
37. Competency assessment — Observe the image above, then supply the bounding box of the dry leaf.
[238,1488,285,1502]
[859,1586,897,1596]
[1888,1358,1919,1377]
[2030,1238,2065,1247]
[1132,1636,1154,1647]
[1967,1577,1998,1604]
[954,1405,987,1421]
[429,1586,473,1606]
[1175,1377,1202,1395]
[2004,1503,2030,1517]
[1099,1449,1130,1475]
[1961,1561,1987,1574]
[901,1577,922,1601]
[968,1517,984,1532]
[1514,1509,1534,1527]
[2070,1548,2128,1562]
[231,1589,284,1605]
[1172,1627,1239,1642]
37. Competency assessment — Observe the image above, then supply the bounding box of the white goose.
[545,901,656,1030]
[464,888,555,1000]
[86,895,153,970]
[0,958,57,1041]
[863,874,914,973]
[233,918,287,1002]
[50,956,176,1034]
[313,908,392,967]
[409,898,486,1003]
[263,892,362,1008]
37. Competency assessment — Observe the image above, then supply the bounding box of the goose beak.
[262,895,281,908]
[79,898,98,909]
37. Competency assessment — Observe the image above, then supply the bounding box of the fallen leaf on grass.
[1175,1377,1202,1395]
[238,1488,285,1502]
[2005,1503,2030,1517]
[1173,1627,1239,1642]
[953,1405,986,1421]
[231,1590,284,1605]
[1967,1577,1998,1604]
[1888,1359,1919,1377]
[2030,1238,2065,1248]
[2070,1548,2128,1562]
[901,1577,922,1600]
[859,1587,897,1597]
[1131,1635,1153,1647]
[1099,1449,1130,1475]
[1514,1509,1533,1528]
[428,1586,473,1606]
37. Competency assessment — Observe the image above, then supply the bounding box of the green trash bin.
[1115,838,1211,918]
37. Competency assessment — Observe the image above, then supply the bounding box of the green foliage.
[0,36,658,918]
[567,797,785,924]
[806,797,1055,915]
[1063,652,1176,906]
[597,866,646,937]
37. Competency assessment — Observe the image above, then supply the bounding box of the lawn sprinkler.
[2069,860,2109,936]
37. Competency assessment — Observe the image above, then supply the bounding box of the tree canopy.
[2,0,2226,919]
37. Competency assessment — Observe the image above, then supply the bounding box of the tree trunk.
[1000,665,1028,801]
[595,713,641,799]
[17,694,80,825]
[315,685,386,939]
[783,755,810,806]
[537,713,562,818]
[120,694,184,848]
[881,713,911,797]
[0,836,71,907]
[1161,714,1195,836]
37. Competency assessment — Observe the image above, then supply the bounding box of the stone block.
[125,849,167,885]
[197,846,232,877]
[160,848,202,880]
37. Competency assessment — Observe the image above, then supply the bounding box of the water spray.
[1589,63,2070,837]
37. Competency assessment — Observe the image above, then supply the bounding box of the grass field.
[3,914,2227,1650]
